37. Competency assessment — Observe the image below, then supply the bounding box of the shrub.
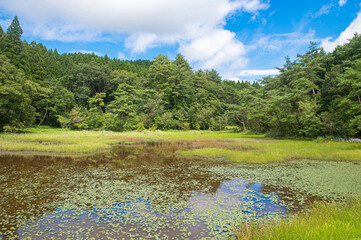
[225,126,242,132]
[3,125,18,133]
[137,122,146,132]
[183,123,190,131]
[2,122,26,133]
[149,124,157,131]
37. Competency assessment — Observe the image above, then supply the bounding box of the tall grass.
[0,127,263,154]
[178,140,361,163]
[1,127,361,163]
[234,198,361,239]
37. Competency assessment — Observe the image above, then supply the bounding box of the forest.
[1,16,361,138]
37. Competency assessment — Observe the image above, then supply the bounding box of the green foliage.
[106,83,140,131]
[183,122,190,131]
[225,126,242,132]
[6,16,23,40]
[149,124,157,131]
[3,125,18,133]
[56,115,71,129]
[2,122,26,133]
[0,54,38,130]
[1,16,361,137]
[137,122,146,132]
[235,198,361,240]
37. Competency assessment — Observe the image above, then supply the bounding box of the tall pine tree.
[6,16,23,40]
[4,16,28,73]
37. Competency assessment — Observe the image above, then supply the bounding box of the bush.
[137,122,146,132]
[56,115,71,129]
[149,124,157,131]
[3,122,26,133]
[183,123,190,131]
[3,125,18,133]
[225,126,242,132]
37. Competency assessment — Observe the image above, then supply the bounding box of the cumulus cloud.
[180,29,248,71]
[339,0,347,7]
[124,33,158,53]
[0,0,269,79]
[0,0,267,42]
[321,11,361,52]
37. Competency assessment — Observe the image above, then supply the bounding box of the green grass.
[178,140,361,163]
[1,127,361,163]
[234,198,361,240]
[0,127,262,154]
[0,128,120,153]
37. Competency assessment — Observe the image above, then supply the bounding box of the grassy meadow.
[1,126,361,163]
[0,127,261,154]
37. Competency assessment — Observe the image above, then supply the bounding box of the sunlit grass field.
[235,198,361,240]
[1,126,361,163]
[0,127,261,154]
[178,140,361,163]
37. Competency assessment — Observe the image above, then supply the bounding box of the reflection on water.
[1,143,360,239]
[11,180,286,239]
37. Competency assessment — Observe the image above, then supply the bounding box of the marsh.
[1,142,360,239]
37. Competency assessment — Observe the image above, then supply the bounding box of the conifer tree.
[169,54,193,106]
[3,16,27,71]
[6,16,23,40]
[0,25,5,54]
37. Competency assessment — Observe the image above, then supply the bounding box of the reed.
[234,198,361,240]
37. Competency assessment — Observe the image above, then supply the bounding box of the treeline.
[0,16,360,137]
[242,39,361,137]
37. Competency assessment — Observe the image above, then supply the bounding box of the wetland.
[1,135,361,239]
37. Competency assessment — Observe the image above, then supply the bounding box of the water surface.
[1,143,360,239]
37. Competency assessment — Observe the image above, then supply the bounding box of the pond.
[1,143,361,239]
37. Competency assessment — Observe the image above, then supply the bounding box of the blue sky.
[0,0,361,81]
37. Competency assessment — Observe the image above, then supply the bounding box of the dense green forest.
[1,16,361,137]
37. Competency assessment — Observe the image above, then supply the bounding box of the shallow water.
[1,143,361,239]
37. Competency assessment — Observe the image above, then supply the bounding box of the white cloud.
[0,0,267,42]
[238,69,280,76]
[269,10,276,17]
[0,0,269,79]
[313,4,332,18]
[180,29,249,73]
[249,30,317,53]
[0,19,11,30]
[117,51,127,60]
[339,0,347,7]
[124,33,158,53]
[321,11,361,52]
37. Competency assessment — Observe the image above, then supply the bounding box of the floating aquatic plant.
[0,143,360,239]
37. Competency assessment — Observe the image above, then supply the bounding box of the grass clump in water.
[234,198,361,240]
[0,127,263,154]
[1,126,361,163]
[178,140,361,163]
